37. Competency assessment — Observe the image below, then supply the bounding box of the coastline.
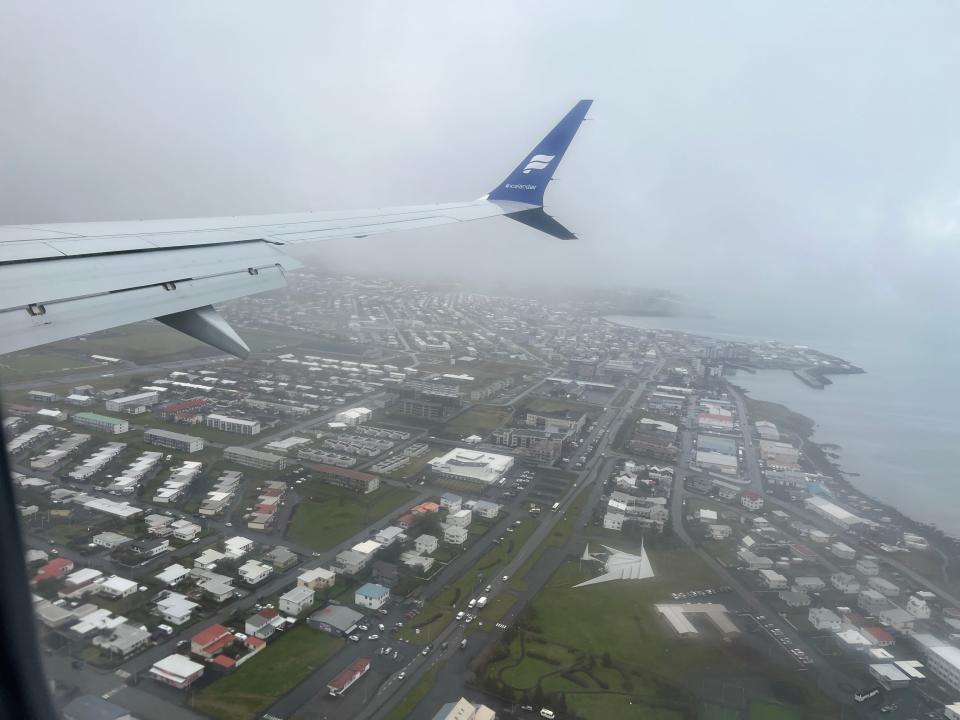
[599,312,958,548]
[733,384,960,551]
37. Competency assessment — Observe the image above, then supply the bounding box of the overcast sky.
[2,1,959,336]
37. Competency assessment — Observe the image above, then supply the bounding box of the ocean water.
[607,314,960,537]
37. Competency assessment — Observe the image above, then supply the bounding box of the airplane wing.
[0,100,592,358]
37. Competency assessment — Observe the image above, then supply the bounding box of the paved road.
[365,361,661,719]
[728,385,764,494]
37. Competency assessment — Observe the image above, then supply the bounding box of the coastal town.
[5,270,960,720]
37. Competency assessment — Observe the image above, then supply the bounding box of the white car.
[367,634,380,640]
[502,575,509,582]
[398,671,406,681]
[540,710,555,719]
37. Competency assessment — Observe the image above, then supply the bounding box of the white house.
[740,492,763,511]
[708,524,732,540]
[447,509,472,528]
[414,534,438,555]
[906,594,931,619]
[808,607,842,632]
[758,569,788,589]
[439,493,462,512]
[155,563,190,587]
[856,556,880,576]
[442,523,468,545]
[373,526,406,546]
[224,536,254,559]
[603,512,625,531]
[279,586,315,616]
[472,500,500,519]
[831,542,856,560]
[238,560,272,585]
[98,575,138,599]
[194,549,225,570]
[157,592,199,625]
[355,582,390,610]
[830,572,861,594]
[298,567,335,591]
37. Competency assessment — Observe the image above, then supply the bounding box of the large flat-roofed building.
[308,603,364,637]
[429,447,513,484]
[490,426,565,464]
[223,446,286,471]
[149,654,204,689]
[695,450,738,475]
[144,428,204,453]
[524,409,587,435]
[206,414,261,435]
[306,463,380,494]
[926,643,960,693]
[105,391,159,412]
[432,698,496,720]
[395,380,461,419]
[72,412,129,434]
[805,496,867,529]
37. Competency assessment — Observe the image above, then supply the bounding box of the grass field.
[509,493,586,591]
[441,406,512,437]
[286,484,417,550]
[748,701,802,720]
[0,351,99,381]
[522,397,600,415]
[191,626,343,720]
[488,543,835,719]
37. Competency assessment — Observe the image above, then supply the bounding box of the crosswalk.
[495,622,509,630]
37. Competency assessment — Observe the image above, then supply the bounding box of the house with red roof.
[191,624,234,659]
[32,558,74,584]
[864,626,895,647]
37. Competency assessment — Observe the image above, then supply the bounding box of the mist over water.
[609,312,960,537]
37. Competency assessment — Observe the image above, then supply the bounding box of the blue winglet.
[487,99,592,207]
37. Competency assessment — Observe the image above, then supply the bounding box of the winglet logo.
[522,154,555,174]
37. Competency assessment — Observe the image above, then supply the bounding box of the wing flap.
[0,241,295,311]
[0,263,288,355]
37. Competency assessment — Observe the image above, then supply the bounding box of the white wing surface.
[0,100,591,357]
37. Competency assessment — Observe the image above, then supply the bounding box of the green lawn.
[748,701,802,720]
[488,545,835,719]
[192,626,343,720]
[510,493,586,591]
[0,351,99,381]
[442,406,512,437]
[286,485,417,550]
[385,665,439,720]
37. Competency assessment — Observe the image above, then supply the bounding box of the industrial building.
[804,496,867,529]
[105,391,159,413]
